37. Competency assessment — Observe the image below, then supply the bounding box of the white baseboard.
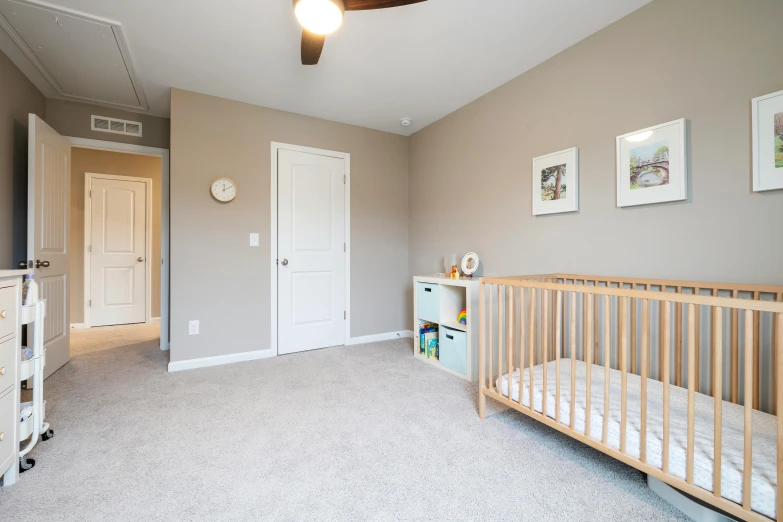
[70,323,87,330]
[168,348,275,372]
[349,330,414,345]
[150,317,161,324]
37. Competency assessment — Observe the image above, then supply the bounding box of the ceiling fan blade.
[344,0,426,11]
[301,29,326,65]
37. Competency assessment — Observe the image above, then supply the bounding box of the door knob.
[17,261,30,269]
[280,259,289,266]
[35,260,49,269]
[137,257,144,262]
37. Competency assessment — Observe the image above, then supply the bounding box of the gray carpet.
[0,325,687,521]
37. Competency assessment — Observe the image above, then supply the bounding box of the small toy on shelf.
[458,309,467,326]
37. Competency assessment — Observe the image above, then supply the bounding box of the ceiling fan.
[293,0,427,65]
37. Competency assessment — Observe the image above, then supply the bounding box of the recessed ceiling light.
[400,118,413,127]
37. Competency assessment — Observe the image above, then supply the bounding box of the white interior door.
[277,149,346,355]
[27,115,70,378]
[88,176,147,327]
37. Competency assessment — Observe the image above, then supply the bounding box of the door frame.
[270,142,351,356]
[67,137,170,351]
[83,172,153,329]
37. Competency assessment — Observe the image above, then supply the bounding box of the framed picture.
[616,119,688,208]
[532,147,579,215]
[752,89,783,192]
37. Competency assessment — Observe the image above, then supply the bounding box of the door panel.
[28,115,71,378]
[89,177,147,327]
[278,149,345,355]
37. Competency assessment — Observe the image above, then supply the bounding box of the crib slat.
[775,294,783,414]
[711,288,719,397]
[555,291,562,424]
[479,283,486,418]
[776,312,783,521]
[743,311,753,510]
[694,288,700,393]
[621,296,628,453]
[659,299,665,383]
[507,285,514,402]
[663,301,671,473]
[542,290,549,418]
[594,291,600,365]
[603,295,611,445]
[498,285,503,394]
[489,285,494,392]
[519,287,525,404]
[713,306,723,498]
[528,288,536,413]
[732,290,739,403]
[631,287,637,374]
[753,291,760,410]
[641,299,649,463]
[676,287,683,388]
[585,293,592,438]
[570,292,577,429]
[687,303,696,485]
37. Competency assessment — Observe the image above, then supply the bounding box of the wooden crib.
[478,274,783,522]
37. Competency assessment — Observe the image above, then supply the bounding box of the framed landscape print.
[532,147,579,215]
[616,119,688,208]
[752,89,783,192]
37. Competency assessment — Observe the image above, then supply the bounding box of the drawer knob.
[0,367,4,375]
[0,432,3,442]
[0,310,5,318]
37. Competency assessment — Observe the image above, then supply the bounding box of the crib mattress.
[496,360,777,519]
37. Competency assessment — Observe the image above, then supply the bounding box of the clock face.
[211,178,237,203]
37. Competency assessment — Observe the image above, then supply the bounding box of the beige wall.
[70,148,162,324]
[0,48,45,269]
[409,0,783,298]
[46,99,170,149]
[170,89,409,362]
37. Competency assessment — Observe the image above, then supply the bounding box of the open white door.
[277,149,346,355]
[27,115,70,378]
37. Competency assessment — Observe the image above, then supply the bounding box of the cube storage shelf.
[413,275,479,381]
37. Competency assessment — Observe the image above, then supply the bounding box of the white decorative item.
[752,89,783,192]
[461,252,480,276]
[211,178,237,203]
[616,119,688,207]
[532,147,579,215]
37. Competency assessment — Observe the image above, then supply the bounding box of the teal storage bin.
[417,282,439,322]
[439,326,467,375]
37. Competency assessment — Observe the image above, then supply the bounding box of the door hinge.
[88,299,91,307]
[343,175,346,184]
[344,311,347,320]
[89,190,92,198]
[344,243,346,252]
[87,245,91,253]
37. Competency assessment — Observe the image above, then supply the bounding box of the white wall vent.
[91,115,143,137]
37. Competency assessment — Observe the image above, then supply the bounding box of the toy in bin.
[419,323,439,359]
[457,309,467,325]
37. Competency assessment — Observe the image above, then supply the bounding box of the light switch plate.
[189,320,199,335]
[249,233,259,247]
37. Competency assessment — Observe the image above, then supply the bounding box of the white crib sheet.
[496,360,777,519]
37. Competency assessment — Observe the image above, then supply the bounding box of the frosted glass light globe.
[295,0,344,35]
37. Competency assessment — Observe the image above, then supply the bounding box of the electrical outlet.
[249,233,259,247]
[189,320,199,335]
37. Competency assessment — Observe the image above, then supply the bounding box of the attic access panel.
[0,0,148,110]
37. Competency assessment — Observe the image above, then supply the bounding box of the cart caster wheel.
[19,459,35,473]
[41,429,54,441]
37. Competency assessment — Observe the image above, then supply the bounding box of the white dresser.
[0,269,31,486]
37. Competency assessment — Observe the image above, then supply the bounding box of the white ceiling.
[0,0,652,135]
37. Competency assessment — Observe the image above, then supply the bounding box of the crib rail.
[478,275,783,522]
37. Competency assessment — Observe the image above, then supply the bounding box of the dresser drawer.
[0,387,15,468]
[0,286,17,340]
[0,338,14,396]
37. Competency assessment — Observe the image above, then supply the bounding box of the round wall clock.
[211,178,237,203]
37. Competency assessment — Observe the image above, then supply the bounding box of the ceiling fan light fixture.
[294,0,345,35]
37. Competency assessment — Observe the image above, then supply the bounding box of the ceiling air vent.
[91,115,143,137]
